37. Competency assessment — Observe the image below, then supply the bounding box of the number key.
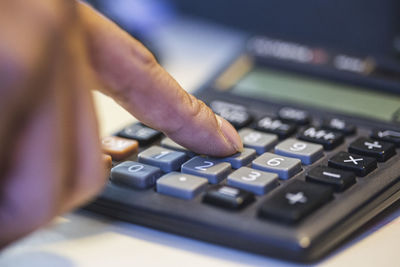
[181,156,231,184]
[238,128,278,154]
[111,161,162,189]
[274,138,323,165]
[227,167,278,195]
[138,146,187,172]
[252,152,301,180]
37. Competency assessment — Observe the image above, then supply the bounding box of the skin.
[0,0,242,248]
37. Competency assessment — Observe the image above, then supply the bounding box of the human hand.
[0,0,242,247]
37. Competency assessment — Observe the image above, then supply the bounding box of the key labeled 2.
[181,156,231,184]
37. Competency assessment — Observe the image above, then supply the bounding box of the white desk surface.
[1,17,400,267]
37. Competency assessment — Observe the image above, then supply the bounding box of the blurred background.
[86,0,400,61]
[85,0,400,135]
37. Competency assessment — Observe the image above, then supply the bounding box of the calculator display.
[232,67,400,122]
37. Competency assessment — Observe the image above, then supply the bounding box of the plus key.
[328,151,377,177]
[349,137,395,162]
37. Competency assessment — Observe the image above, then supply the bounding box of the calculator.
[86,36,400,262]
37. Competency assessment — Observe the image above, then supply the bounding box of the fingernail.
[216,115,243,153]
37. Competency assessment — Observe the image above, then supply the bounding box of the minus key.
[306,166,356,191]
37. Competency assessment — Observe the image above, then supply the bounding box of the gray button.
[181,156,231,184]
[239,128,278,154]
[111,161,162,189]
[227,167,279,195]
[218,148,257,169]
[161,137,196,157]
[156,172,208,199]
[138,146,187,172]
[252,152,301,180]
[274,138,323,165]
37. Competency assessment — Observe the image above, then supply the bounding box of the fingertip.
[216,115,244,153]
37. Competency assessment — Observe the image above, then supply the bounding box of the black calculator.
[86,36,400,262]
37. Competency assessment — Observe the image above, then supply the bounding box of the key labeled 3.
[227,167,279,195]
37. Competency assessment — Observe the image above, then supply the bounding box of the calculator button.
[218,148,257,169]
[306,166,355,191]
[238,128,278,154]
[111,161,162,189]
[255,116,296,139]
[328,151,377,177]
[181,156,231,184]
[371,129,400,147]
[274,138,323,165]
[138,146,187,173]
[102,154,113,170]
[227,167,279,195]
[278,107,310,125]
[203,185,255,209]
[161,137,196,157]
[348,137,396,162]
[101,136,139,161]
[321,118,356,135]
[252,152,302,180]
[210,100,252,128]
[157,172,208,199]
[118,123,161,145]
[298,127,344,150]
[258,180,333,223]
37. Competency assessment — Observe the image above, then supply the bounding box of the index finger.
[79,3,243,156]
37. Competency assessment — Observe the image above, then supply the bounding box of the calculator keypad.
[105,101,398,227]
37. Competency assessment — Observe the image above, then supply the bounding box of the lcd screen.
[232,67,400,122]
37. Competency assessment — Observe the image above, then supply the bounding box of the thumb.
[79,3,243,156]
